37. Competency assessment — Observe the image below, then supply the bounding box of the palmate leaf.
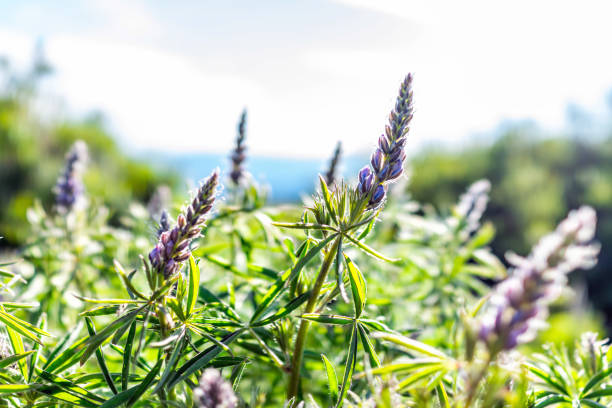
[0,306,52,345]
[582,366,612,396]
[250,291,310,327]
[79,308,143,366]
[37,370,106,405]
[198,287,242,323]
[168,329,244,389]
[99,359,163,408]
[250,233,338,323]
[524,363,569,395]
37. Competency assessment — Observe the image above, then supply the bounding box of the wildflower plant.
[0,72,609,408]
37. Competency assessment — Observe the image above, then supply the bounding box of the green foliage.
[0,70,608,408]
[408,130,612,328]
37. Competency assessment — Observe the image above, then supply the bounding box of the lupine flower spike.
[54,140,88,213]
[324,141,342,186]
[193,369,238,408]
[357,74,413,209]
[456,179,491,234]
[148,170,219,278]
[230,109,247,185]
[479,206,599,353]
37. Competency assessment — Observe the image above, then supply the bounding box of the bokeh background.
[2,0,612,332]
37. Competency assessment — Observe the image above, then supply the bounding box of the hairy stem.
[287,236,342,401]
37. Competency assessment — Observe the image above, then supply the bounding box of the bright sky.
[2,0,612,157]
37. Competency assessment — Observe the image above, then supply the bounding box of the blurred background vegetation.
[1,54,611,334]
[0,54,179,246]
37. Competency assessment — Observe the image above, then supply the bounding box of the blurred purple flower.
[54,140,87,213]
[479,206,599,352]
[194,368,238,408]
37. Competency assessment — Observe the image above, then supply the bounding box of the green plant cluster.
[0,74,609,408]
[408,129,612,328]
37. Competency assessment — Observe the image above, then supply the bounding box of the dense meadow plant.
[0,73,608,408]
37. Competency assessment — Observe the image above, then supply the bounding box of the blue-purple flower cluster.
[149,170,218,278]
[230,110,247,185]
[54,140,88,213]
[357,74,413,209]
[193,368,237,408]
[479,206,599,352]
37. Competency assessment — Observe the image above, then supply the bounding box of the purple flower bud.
[378,135,391,154]
[386,161,403,180]
[177,214,187,229]
[370,149,384,173]
[368,184,386,208]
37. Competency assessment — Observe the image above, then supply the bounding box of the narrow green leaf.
[5,318,28,380]
[582,366,612,396]
[343,234,398,263]
[85,317,118,395]
[357,324,380,368]
[321,354,339,403]
[98,360,163,408]
[272,222,338,232]
[436,384,450,408]
[80,305,121,317]
[122,321,137,392]
[319,175,338,223]
[153,328,186,393]
[336,324,358,408]
[583,387,612,399]
[581,400,608,408]
[0,351,35,369]
[0,384,32,393]
[80,308,142,366]
[114,259,147,300]
[344,254,366,318]
[372,332,447,359]
[301,313,354,325]
[38,370,105,404]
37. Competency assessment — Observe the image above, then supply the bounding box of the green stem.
[287,236,342,401]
